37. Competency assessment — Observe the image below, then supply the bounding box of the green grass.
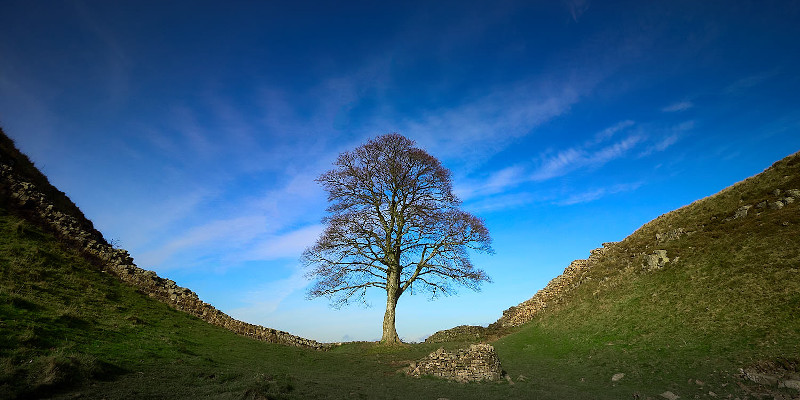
[493,152,800,399]
[1,136,799,398]
[0,210,534,399]
[1,207,794,399]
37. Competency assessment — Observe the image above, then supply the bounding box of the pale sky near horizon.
[1,1,799,342]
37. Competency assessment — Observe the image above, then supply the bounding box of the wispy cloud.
[172,106,218,158]
[455,166,528,201]
[662,101,693,112]
[243,224,325,261]
[335,106,679,218]
[565,0,591,22]
[725,69,779,94]
[402,81,584,169]
[457,121,644,212]
[464,192,550,213]
[591,120,635,144]
[530,134,643,181]
[135,163,329,272]
[558,182,643,205]
[138,214,269,269]
[638,120,693,157]
[651,134,679,152]
[229,267,311,315]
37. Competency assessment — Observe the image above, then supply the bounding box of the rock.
[734,205,752,219]
[656,228,685,242]
[784,196,795,204]
[773,189,782,196]
[645,250,670,271]
[769,201,784,210]
[756,201,768,209]
[660,391,679,400]
[787,189,800,198]
[740,368,779,386]
[780,380,800,391]
[612,372,625,382]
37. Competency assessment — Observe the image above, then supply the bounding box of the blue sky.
[2,1,799,342]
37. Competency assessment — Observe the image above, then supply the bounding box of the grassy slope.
[1,117,797,399]
[494,152,800,399]
[0,210,541,399]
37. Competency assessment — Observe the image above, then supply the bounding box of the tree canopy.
[303,133,492,343]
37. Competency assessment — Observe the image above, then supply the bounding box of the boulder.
[645,250,670,271]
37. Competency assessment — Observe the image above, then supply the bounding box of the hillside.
[0,128,499,399]
[456,150,800,399]
[1,123,799,399]
[1,209,498,399]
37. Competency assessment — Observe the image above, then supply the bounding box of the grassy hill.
[491,150,800,399]
[0,210,482,399]
[1,126,799,399]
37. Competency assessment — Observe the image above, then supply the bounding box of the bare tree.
[303,133,492,344]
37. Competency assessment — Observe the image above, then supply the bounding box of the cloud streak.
[662,101,693,112]
[244,224,325,262]
[229,267,311,316]
[530,134,643,181]
[402,81,584,169]
[565,0,591,22]
[558,182,643,205]
[638,120,692,157]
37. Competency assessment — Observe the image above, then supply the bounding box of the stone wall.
[0,160,330,351]
[492,184,800,330]
[491,242,617,328]
[405,344,504,382]
[424,325,487,343]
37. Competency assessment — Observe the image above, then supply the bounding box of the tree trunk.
[381,270,401,344]
[381,293,400,344]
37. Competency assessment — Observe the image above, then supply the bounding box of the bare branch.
[301,133,493,342]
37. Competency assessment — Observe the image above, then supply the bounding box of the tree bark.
[381,270,402,344]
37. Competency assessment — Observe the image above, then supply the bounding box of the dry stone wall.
[0,161,330,351]
[491,242,617,328]
[492,184,800,330]
[424,325,487,343]
[405,344,504,382]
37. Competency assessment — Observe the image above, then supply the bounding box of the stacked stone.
[493,185,800,330]
[492,242,617,328]
[424,324,487,343]
[406,344,504,382]
[1,161,330,351]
